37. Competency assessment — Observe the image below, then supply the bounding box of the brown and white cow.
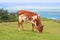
[18,10,43,33]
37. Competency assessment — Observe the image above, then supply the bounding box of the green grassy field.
[0,20,60,40]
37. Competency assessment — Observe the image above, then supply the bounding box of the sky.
[0,0,60,19]
[0,0,60,10]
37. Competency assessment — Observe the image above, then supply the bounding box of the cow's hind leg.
[32,24,34,32]
[21,21,25,31]
[18,21,21,32]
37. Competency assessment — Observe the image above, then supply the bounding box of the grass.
[0,20,60,40]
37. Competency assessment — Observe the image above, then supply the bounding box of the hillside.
[0,19,60,40]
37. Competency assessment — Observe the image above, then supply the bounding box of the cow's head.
[38,25,43,33]
[36,20,43,33]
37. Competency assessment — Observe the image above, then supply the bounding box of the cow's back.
[18,10,37,16]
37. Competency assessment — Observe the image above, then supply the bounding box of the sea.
[36,11,60,20]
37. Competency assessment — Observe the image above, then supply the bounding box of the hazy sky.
[0,0,60,10]
[0,0,60,19]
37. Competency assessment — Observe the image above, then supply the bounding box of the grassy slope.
[0,20,60,40]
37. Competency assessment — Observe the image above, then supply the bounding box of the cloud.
[0,0,60,10]
[0,3,60,7]
[3,5,60,12]
[5,6,60,10]
[0,0,60,3]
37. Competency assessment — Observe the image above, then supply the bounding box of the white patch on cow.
[32,15,37,20]
[19,14,26,22]
[31,21,37,27]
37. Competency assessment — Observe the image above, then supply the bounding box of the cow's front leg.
[34,26,39,33]
[33,21,39,33]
